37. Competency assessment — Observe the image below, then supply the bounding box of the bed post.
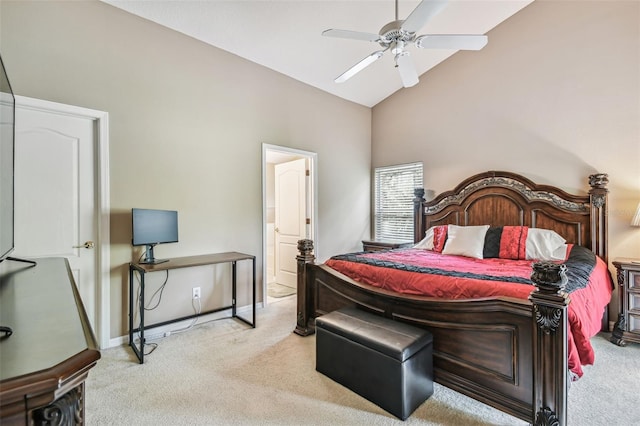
[529,261,570,426]
[294,239,315,336]
[413,188,426,243]
[588,173,608,264]
[588,173,610,333]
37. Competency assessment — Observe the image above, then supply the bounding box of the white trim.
[262,144,318,305]
[15,96,111,349]
[107,302,263,348]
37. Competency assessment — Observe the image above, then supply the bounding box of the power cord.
[143,341,158,356]
[132,271,203,357]
[144,271,169,311]
[168,296,202,335]
[132,271,169,356]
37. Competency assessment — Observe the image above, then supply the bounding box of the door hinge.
[306,218,311,225]
[306,169,310,176]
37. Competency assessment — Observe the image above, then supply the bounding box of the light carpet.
[267,282,296,298]
[86,296,640,425]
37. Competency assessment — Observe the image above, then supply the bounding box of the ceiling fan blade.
[396,53,419,88]
[401,0,448,34]
[335,50,385,83]
[415,34,488,50]
[322,29,381,43]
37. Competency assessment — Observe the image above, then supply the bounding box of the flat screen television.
[132,208,178,264]
[0,54,16,263]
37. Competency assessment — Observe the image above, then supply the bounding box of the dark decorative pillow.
[483,227,503,258]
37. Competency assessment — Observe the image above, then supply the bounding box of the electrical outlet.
[192,287,201,300]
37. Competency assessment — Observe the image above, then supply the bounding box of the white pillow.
[442,225,490,259]
[413,226,435,250]
[548,244,570,261]
[525,228,567,260]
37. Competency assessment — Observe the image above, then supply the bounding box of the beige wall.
[373,0,640,288]
[0,0,372,340]
[2,0,637,341]
[373,0,639,316]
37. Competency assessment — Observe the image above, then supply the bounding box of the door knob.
[73,241,95,249]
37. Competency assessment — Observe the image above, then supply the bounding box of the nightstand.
[362,240,412,252]
[611,258,640,346]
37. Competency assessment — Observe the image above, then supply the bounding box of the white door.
[13,102,98,332]
[274,158,306,288]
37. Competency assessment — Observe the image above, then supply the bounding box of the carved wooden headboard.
[413,171,609,262]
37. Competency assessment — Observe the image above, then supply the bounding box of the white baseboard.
[106,302,263,349]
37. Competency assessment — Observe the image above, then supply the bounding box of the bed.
[294,170,612,425]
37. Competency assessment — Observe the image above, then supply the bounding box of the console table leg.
[129,266,134,355]
[252,257,256,327]
[232,261,237,318]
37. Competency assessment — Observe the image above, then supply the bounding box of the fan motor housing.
[378,20,414,47]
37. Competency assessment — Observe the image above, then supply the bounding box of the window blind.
[374,162,423,241]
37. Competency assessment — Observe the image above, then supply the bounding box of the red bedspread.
[325,247,613,377]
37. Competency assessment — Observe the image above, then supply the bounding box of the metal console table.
[129,252,256,364]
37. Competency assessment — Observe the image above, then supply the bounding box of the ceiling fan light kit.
[336,51,385,83]
[415,34,488,50]
[323,0,488,88]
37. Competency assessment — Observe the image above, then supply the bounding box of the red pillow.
[491,226,528,259]
[432,225,448,253]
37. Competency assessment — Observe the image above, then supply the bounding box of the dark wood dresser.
[0,258,100,425]
[611,258,640,346]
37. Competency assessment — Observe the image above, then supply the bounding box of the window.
[374,162,423,241]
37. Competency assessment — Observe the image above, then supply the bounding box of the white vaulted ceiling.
[102,0,533,107]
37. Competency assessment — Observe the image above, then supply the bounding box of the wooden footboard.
[295,240,569,424]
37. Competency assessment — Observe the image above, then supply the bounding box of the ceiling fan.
[323,0,488,87]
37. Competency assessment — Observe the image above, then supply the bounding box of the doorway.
[262,144,317,305]
[13,96,110,349]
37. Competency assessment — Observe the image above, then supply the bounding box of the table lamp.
[632,202,640,227]
[632,202,640,264]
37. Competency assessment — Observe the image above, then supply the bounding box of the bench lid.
[316,307,432,362]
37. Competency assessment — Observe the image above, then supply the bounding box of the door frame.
[16,96,110,349]
[262,144,317,305]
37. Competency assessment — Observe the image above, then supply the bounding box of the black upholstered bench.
[316,307,433,420]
